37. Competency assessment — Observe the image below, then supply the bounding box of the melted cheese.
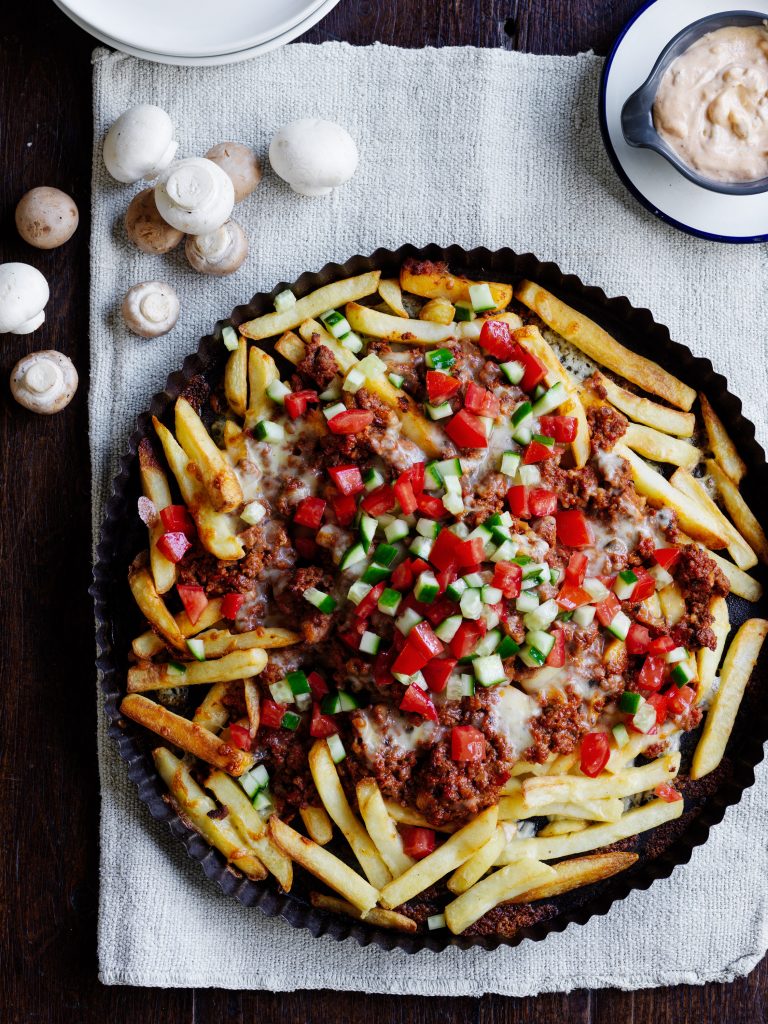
[488,686,539,756]
[354,707,441,759]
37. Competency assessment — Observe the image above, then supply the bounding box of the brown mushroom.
[204,142,262,203]
[15,187,79,249]
[184,220,248,276]
[124,188,184,255]
[10,350,78,414]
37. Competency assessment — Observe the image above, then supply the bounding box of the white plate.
[58,0,327,57]
[600,0,768,243]
[52,0,340,65]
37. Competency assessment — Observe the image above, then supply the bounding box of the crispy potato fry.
[299,805,334,846]
[132,598,225,659]
[346,302,456,344]
[508,852,639,903]
[378,278,409,318]
[379,806,498,909]
[128,561,186,651]
[245,346,279,430]
[138,439,176,595]
[447,826,507,894]
[269,816,380,914]
[512,325,590,468]
[356,779,415,877]
[623,422,701,470]
[192,681,231,733]
[659,584,686,626]
[224,334,248,418]
[241,272,381,341]
[444,858,555,934]
[153,417,244,560]
[670,467,756,569]
[700,393,747,484]
[590,371,695,437]
[127,647,268,692]
[706,550,763,602]
[614,444,726,549]
[309,892,417,932]
[499,793,624,823]
[691,618,768,779]
[696,596,730,705]
[522,753,680,807]
[309,740,391,888]
[274,329,306,365]
[605,732,657,773]
[190,625,301,659]
[383,800,457,833]
[242,678,259,737]
[537,819,588,837]
[400,262,511,311]
[175,397,243,513]
[419,298,455,325]
[707,460,768,566]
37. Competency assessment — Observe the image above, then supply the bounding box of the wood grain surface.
[1,1,766,1020]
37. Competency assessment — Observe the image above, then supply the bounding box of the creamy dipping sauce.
[653,24,768,182]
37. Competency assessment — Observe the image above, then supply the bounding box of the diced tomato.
[423,596,456,627]
[523,440,556,465]
[408,462,426,494]
[545,628,565,667]
[400,825,437,859]
[221,592,245,619]
[630,570,656,603]
[555,582,591,611]
[478,319,515,360]
[565,552,588,585]
[654,547,681,572]
[307,671,329,699]
[409,621,444,661]
[449,619,486,659]
[328,464,364,496]
[464,382,500,418]
[528,487,557,516]
[507,484,529,519]
[416,492,447,518]
[423,657,457,693]
[354,581,386,620]
[160,504,196,537]
[511,343,547,392]
[340,630,361,650]
[394,473,418,514]
[310,702,338,738]
[445,408,488,449]
[331,493,357,527]
[294,536,318,560]
[638,655,666,692]
[156,531,191,563]
[389,560,414,591]
[580,732,610,778]
[426,370,461,403]
[667,684,696,715]
[429,528,461,571]
[538,415,577,443]
[647,692,669,727]
[436,565,458,595]
[648,635,676,656]
[595,592,621,627]
[451,725,486,762]
[260,700,287,729]
[655,782,682,803]
[626,623,650,655]
[374,649,396,689]
[293,496,326,530]
[456,536,486,568]
[392,639,429,676]
[361,484,395,516]
[284,389,319,420]
[409,558,431,578]
[556,509,595,549]
[492,561,523,599]
[400,683,438,722]
[327,409,374,434]
[176,584,208,625]
[229,723,252,750]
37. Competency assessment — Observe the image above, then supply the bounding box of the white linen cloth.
[91,42,768,993]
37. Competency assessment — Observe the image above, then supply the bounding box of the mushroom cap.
[124,188,185,255]
[10,350,78,414]
[122,281,180,338]
[184,220,248,276]
[269,118,358,197]
[103,104,178,185]
[0,263,50,334]
[205,142,262,203]
[154,157,235,234]
[15,187,79,250]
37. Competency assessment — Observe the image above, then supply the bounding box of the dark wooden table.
[1,1,766,1021]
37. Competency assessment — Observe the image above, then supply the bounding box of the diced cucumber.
[665,646,688,664]
[254,420,285,442]
[479,416,495,439]
[474,628,502,657]
[525,630,555,657]
[619,691,643,714]
[531,381,567,415]
[266,379,291,405]
[453,301,475,323]
[463,571,485,588]
[445,673,475,699]
[361,563,392,585]
[451,521,470,539]
[442,491,465,516]
[573,604,596,628]
[414,570,439,603]
[438,457,463,478]
[500,360,525,385]
[426,401,453,420]
[671,661,695,686]
[632,702,657,734]
[614,569,639,600]
[424,462,443,490]
[239,766,266,798]
[427,913,447,930]
[384,518,410,543]
[435,614,463,642]
[416,518,441,539]
[388,372,405,389]
[341,332,363,353]
[515,591,540,613]
[357,353,387,378]
[649,564,674,589]
[481,584,503,606]
[582,577,610,602]
[321,690,360,714]
[396,607,423,635]
[425,348,455,370]
[359,513,378,551]
[533,384,547,401]
[372,542,398,567]
[343,367,367,394]
[274,288,296,313]
[500,451,521,477]
[496,635,520,658]
[518,644,546,668]
[409,535,433,559]
[523,598,559,632]
[340,542,367,571]
[474,653,506,687]
[240,500,266,525]
[483,606,500,631]
[612,723,630,748]
[512,401,533,428]
[607,611,631,641]
[186,637,206,662]
[518,464,541,486]
[319,381,342,401]
[460,588,483,620]
[167,661,187,677]
[363,467,386,492]
[327,734,346,763]
[468,282,495,312]
[347,580,372,605]
[377,587,402,617]
[252,790,275,814]
[269,679,294,704]
[323,401,347,420]
[303,587,337,614]
[320,309,351,338]
[222,325,239,351]
[359,630,381,655]
[491,539,518,562]
[446,578,467,601]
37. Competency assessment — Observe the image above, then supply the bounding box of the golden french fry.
[508,852,639,902]
[444,858,555,934]
[269,816,380,915]
[224,334,248,418]
[127,647,268,693]
[192,681,231,733]
[447,826,507,894]
[670,467,756,570]
[309,892,417,932]
[128,561,186,652]
[590,371,695,437]
[400,262,511,311]
[346,302,456,344]
[499,793,624,823]
[659,584,686,626]
[605,732,658,773]
[706,550,763,602]
[522,753,680,807]
[516,281,696,410]
[191,625,301,659]
[378,278,409,318]
[132,598,225,659]
[175,397,243,513]
[623,422,701,470]
[691,618,768,779]
[274,329,307,365]
[537,819,588,837]
[696,596,730,705]
[242,678,259,737]
[138,439,176,595]
[300,805,334,846]
[379,805,498,909]
[356,779,415,877]
[245,346,279,430]
[383,800,457,833]
[707,460,768,566]
[419,298,455,325]
[241,272,381,341]
[700,393,747,484]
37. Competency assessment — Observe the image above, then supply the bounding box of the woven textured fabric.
[91,42,768,993]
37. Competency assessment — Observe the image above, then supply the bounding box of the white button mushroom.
[10,350,78,414]
[205,142,262,203]
[154,158,235,235]
[103,104,178,184]
[15,187,79,249]
[185,220,248,276]
[122,281,180,338]
[0,263,50,334]
[269,119,358,197]
[124,188,185,255]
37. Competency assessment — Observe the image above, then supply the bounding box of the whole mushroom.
[103,104,178,184]
[205,142,262,203]
[122,281,180,338]
[0,263,50,334]
[15,187,79,249]
[154,157,235,234]
[185,220,248,276]
[269,119,358,196]
[125,188,185,255]
[10,350,78,414]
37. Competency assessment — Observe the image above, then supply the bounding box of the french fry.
[379,805,498,909]
[300,806,334,846]
[192,681,231,733]
[346,302,456,344]
[378,278,409,318]
[614,444,726,549]
[691,618,768,779]
[590,371,695,437]
[419,298,455,325]
[507,852,639,902]
[623,422,701,470]
[153,748,265,879]
[153,417,244,560]
[132,598,225,659]
[269,816,379,915]
[128,561,186,651]
[670,467,756,570]
[706,550,763,602]
[127,647,268,692]
[696,596,730,705]
[383,801,457,833]
[309,892,417,932]
[522,753,680,807]
[659,584,686,626]
[245,346,279,430]
[243,679,259,737]
[399,261,512,311]
[138,439,176,595]
[308,740,391,888]
[446,826,507,894]
[707,460,768,566]
[240,272,381,341]
[444,858,555,934]
[499,794,624,823]
[274,329,306,365]
[537,819,588,837]
[189,625,301,659]
[700,393,747,484]
[356,779,415,877]
[175,397,243,513]
[605,731,658,773]
[516,281,696,410]
[224,334,248,418]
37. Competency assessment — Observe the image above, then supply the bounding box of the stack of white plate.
[52,0,341,64]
